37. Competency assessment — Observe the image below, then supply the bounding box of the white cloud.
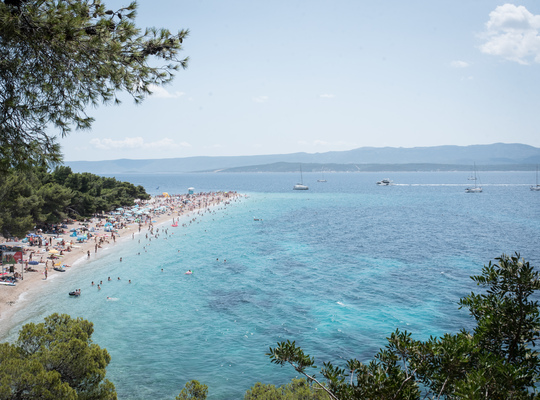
[314,140,329,146]
[451,60,470,68]
[480,4,540,64]
[148,84,185,99]
[89,137,191,150]
[297,140,358,148]
[319,94,335,98]
[252,95,269,103]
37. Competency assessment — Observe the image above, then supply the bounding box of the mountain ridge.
[65,143,540,174]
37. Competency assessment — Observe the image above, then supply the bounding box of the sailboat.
[317,168,327,182]
[531,165,540,191]
[293,165,309,190]
[465,164,482,193]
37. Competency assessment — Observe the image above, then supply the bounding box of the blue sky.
[62,1,540,161]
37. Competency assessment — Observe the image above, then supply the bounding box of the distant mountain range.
[65,143,540,174]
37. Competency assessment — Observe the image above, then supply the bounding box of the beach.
[0,191,240,334]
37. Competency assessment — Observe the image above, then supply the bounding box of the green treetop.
[0,0,188,171]
[0,313,116,399]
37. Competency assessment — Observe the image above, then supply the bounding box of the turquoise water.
[2,172,540,399]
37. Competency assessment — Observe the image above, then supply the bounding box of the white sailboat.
[293,165,309,190]
[531,165,540,191]
[317,168,327,182]
[465,164,482,193]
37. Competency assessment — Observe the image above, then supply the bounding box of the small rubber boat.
[53,267,65,272]
[69,290,81,297]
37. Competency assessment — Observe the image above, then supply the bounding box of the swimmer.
[117,277,121,280]
[91,281,94,286]
[120,257,122,262]
[129,280,131,283]
[97,285,101,290]
[108,277,111,281]
[185,270,192,275]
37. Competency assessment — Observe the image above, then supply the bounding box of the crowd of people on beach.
[0,191,242,309]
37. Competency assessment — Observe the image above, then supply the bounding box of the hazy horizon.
[60,1,540,162]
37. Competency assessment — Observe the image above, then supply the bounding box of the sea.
[2,171,540,399]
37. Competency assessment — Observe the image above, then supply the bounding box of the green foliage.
[0,170,43,238]
[175,380,208,400]
[0,0,188,171]
[245,378,330,399]
[37,182,74,223]
[0,313,116,400]
[267,254,540,400]
[0,166,150,237]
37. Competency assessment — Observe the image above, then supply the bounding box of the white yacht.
[531,165,540,191]
[293,166,309,190]
[317,169,327,182]
[465,164,482,193]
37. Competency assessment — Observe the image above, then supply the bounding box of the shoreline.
[0,192,241,339]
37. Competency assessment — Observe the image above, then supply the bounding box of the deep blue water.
[2,172,540,399]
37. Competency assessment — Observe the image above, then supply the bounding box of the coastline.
[0,192,241,339]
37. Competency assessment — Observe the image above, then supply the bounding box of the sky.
[61,0,540,161]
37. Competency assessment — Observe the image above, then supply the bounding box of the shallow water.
[2,172,540,399]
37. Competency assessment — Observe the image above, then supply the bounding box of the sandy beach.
[0,191,240,334]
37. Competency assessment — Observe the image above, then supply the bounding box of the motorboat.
[376,179,392,186]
